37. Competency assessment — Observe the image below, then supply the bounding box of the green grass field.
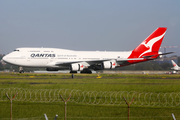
[0,72,180,120]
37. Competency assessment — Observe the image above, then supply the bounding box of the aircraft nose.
[2,55,8,62]
[2,55,14,65]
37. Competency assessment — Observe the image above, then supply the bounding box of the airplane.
[171,60,180,71]
[2,27,173,73]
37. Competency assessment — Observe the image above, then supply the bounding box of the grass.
[0,72,180,119]
[1,101,180,120]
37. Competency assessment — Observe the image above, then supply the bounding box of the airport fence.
[1,88,180,107]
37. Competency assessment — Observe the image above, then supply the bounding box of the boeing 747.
[2,27,172,73]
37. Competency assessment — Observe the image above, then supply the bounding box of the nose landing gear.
[19,67,24,73]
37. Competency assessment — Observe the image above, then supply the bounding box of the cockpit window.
[14,50,19,51]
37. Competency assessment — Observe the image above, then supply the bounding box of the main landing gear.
[80,68,92,74]
[70,71,77,73]
[70,69,92,74]
[19,67,24,73]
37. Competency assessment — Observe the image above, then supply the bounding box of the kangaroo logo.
[128,28,167,59]
[138,32,166,58]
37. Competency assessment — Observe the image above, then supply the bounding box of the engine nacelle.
[101,61,116,69]
[70,63,84,71]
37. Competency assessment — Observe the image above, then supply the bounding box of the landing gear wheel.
[80,69,92,74]
[19,70,24,73]
[19,67,24,73]
[70,71,77,73]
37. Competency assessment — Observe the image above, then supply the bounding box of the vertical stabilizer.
[128,27,167,59]
[171,60,179,70]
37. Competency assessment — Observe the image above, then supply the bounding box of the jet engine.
[70,63,84,71]
[101,61,116,69]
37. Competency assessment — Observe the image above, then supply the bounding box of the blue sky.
[0,0,180,55]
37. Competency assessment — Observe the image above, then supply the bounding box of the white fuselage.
[3,48,132,68]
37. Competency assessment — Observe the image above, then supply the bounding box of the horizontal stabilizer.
[159,52,175,55]
[142,52,174,59]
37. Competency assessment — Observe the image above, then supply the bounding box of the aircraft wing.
[55,58,143,65]
[54,58,145,70]
[54,52,173,69]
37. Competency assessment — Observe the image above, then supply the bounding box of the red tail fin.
[128,27,167,59]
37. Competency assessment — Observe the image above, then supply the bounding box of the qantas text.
[31,53,55,57]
